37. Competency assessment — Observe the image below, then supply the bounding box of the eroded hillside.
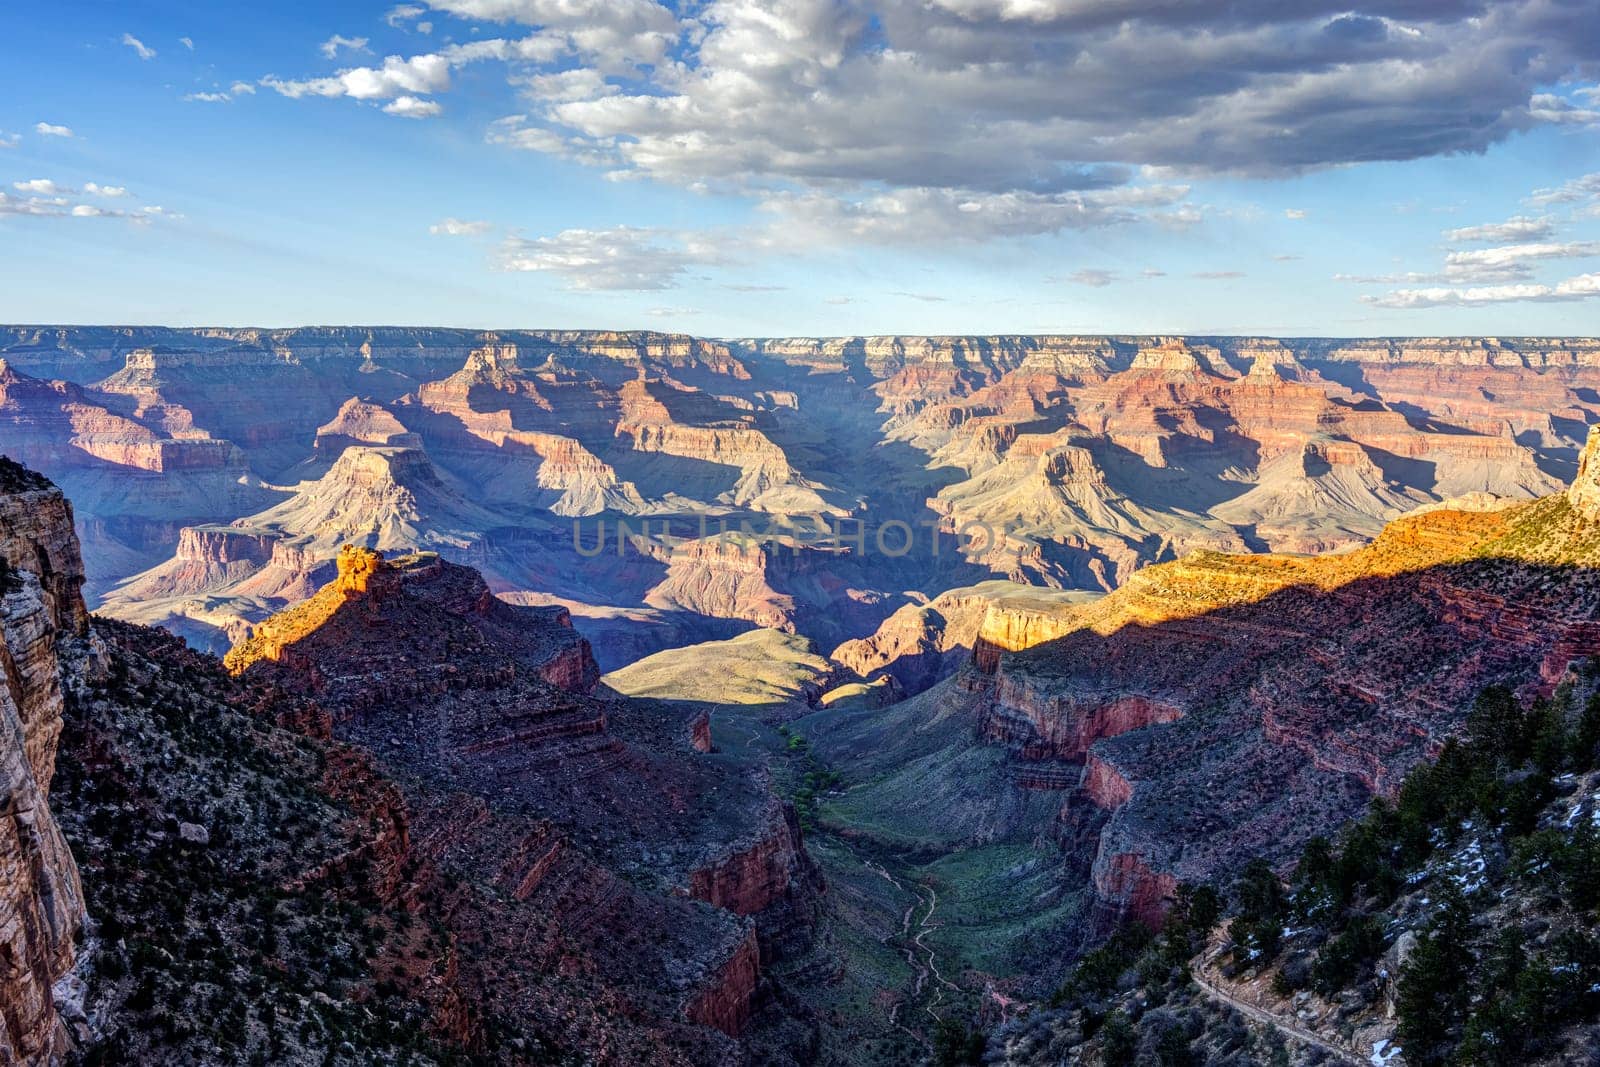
[3,329,1596,667]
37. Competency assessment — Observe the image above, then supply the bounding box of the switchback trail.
[862,858,962,1038]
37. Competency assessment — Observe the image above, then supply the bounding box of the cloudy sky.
[2,0,1598,335]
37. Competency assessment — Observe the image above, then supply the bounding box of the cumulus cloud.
[14,179,66,195]
[84,182,128,197]
[320,35,371,59]
[180,36,194,50]
[424,0,677,66]
[1444,216,1553,243]
[498,226,723,290]
[262,2,1600,249]
[0,133,17,149]
[34,122,72,138]
[429,217,492,236]
[122,33,156,60]
[519,1,1600,193]
[384,95,443,118]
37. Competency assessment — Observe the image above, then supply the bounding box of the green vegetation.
[1265,680,1600,1065]
[55,620,468,1067]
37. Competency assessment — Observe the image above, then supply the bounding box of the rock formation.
[0,328,1589,667]
[0,460,88,1064]
[226,546,821,1050]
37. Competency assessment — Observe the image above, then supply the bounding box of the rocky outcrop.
[1091,851,1179,931]
[833,582,1097,695]
[0,462,88,1064]
[225,546,826,1048]
[688,802,806,918]
[1567,424,1600,521]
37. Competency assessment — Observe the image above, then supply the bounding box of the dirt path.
[1190,949,1368,1066]
[861,859,963,1036]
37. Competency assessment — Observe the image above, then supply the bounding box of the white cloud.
[122,33,156,60]
[646,306,700,317]
[1442,240,1600,282]
[1193,270,1245,280]
[424,0,676,65]
[1284,208,1306,220]
[259,2,1600,257]
[34,122,73,138]
[320,35,371,59]
[1063,269,1115,287]
[385,4,428,27]
[1528,93,1600,126]
[430,217,491,236]
[180,36,194,50]
[1444,216,1552,242]
[84,182,128,197]
[0,188,173,223]
[384,95,443,118]
[14,179,67,195]
[187,81,258,104]
[1530,172,1600,207]
[0,132,18,149]
[1365,273,1600,308]
[498,225,722,290]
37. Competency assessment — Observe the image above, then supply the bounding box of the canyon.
[1,328,1593,668]
[3,327,1600,1063]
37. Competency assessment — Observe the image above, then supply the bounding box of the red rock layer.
[0,470,88,1064]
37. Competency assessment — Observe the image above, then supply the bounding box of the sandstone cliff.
[0,459,88,1064]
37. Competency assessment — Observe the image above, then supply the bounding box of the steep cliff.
[0,459,88,1065]
[227,547,821,1051]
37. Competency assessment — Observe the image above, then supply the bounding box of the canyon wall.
[2,328,1594,673]
[0,462,88,1064]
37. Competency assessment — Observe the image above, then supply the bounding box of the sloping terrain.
[0,461,837,1064]
[782,428,1600,1047]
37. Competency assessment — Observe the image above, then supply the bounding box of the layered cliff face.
[6,328,1574,668]
[226,547,821,1053]
[0,460,88,1065]
[832,581,1102,696]
[958,447,1600,931]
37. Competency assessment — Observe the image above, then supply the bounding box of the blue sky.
[1,1,1598,336]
